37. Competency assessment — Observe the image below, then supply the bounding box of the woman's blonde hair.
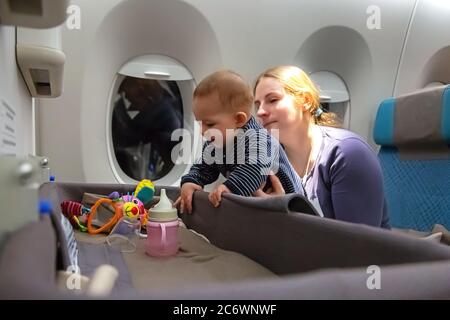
[254,66,341,127]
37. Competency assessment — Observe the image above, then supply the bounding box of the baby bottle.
[146,189,179,257]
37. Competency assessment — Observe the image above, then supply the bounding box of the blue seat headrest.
[374,85,450,146]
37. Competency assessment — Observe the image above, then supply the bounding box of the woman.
[253,66,390,228]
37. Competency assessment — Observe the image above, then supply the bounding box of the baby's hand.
[173,182,202,214]
[208,184,231,208]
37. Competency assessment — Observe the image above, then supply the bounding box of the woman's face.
[254,77,304,141]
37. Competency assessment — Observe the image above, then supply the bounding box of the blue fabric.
[442,86,450,143]
[373,98,395,146]
[378,147,450,231]
[375,86,450,231]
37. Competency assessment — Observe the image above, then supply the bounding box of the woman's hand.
[253,174,286,198]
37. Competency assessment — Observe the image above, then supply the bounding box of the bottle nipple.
[149,189,178,222]
[153,189,172,211]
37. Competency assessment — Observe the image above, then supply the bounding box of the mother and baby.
[174,66,390,229]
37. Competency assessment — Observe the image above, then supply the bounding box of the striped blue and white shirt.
[181,116,303,196]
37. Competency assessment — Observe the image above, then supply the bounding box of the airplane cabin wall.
[0,26,33,157]
[36,0,449,185]
[394,0,450,95]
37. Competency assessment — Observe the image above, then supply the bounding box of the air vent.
[16,44,65,98]
[7,0,43,16]
[0,99,17,156]
[0,0,69,28]
[30,68,51,96]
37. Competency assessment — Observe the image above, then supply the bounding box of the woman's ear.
[234,111,248,128]
[300,92,313,112]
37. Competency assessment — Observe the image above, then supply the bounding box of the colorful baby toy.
[61,179,155,235]
[60,200,90,231]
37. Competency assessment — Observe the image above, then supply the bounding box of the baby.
[175,70,302,213]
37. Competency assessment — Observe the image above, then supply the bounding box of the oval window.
[309,71,351,128]
[111,76,184,180]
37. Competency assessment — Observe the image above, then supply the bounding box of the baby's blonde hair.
[194,70,253,114]
[255,66,341,127]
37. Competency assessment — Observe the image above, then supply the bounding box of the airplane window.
[111,76,183,181]
[321,102,330,112]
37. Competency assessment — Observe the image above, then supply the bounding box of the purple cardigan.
[302,126,390,228]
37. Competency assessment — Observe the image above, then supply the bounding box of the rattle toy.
[61,179,155,234]
[87,179,155,234]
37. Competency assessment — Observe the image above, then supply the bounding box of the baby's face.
[193,92,238,148]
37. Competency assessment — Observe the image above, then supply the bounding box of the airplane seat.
[374,85,450,231]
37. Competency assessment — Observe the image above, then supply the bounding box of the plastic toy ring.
[87,198,122,234]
